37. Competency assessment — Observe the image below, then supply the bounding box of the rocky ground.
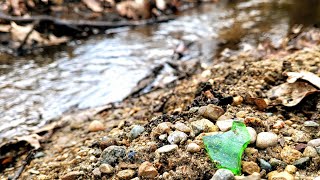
[1,27,320,180]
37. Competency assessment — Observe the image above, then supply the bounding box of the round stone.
[246,127,257,144]
[211,169,235,180]
[186,143,201,153]
[198,104,225,121]
[99,163,114,174]
[174,122,191,133]
[116,169,135,180]
[88,120,105,132]
[129,125,145,139]
[191,119,218,135]
[303,121,319,127]
[138,161,158,178]
[307,138,320,147]
[284,165,297,174]
[167,131,188,144]
[256,132,278,149]
[242,161,260,175]
[236,111,246,118]
[216,120,234,132]
[303,146,318,158]
[156,144,178,154]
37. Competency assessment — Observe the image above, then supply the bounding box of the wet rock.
[129,125,145,139]
[186,142,201,153]
[293,157,310,169]
[61,171,84,180]
[256,132,278,149]
[247,127,257,144]
[198,104,225,121]
[211,169,235,180]
[280,146,302,164]
[138,161,158,178]
[284,165,297,174]
[156,144,178,154]
[235,172,261,180]
[242,161,260,175]
[303,121,319,127]
[191,119,218,135]
[307,138,320,147]
[267,171,293,180]
[99,163,114,174]
[174,122,191,133]
[88,120,105,132]
[269,158,286,168]
[167,131,188,144]
[116,169,135,180]
[291,130,311,143]
[303,146,318,158]
[259,159,272,172]
[216,120,234,132]
[92,168,101,177]
[100,146,126,166]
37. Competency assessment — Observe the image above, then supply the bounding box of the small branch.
[9,149,35,180]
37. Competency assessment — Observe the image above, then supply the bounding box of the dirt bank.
[1,27,320,179]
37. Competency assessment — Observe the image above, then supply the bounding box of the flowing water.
[0,0,320,142]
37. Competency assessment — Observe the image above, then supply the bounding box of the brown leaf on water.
[267,81,320,107]
[285,71,320,89]
[10,22,44,44]
[82,0,103,12]
[0,25,11,32]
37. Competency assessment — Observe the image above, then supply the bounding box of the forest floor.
[1,26,320,180]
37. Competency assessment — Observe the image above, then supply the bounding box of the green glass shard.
[202,121,250,175]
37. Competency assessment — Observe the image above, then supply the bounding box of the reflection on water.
[0,0,320,141]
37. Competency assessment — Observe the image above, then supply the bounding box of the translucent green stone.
[202,121,250,175]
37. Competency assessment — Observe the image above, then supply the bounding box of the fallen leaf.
[47,34,68,45]
[0,25,11,32]
[82,0,103,12]
[16,134,42,149]
[285,71,320,89]
[10,22,44,44]
[267,81,320,107]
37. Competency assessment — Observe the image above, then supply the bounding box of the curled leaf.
[285,71,320,89]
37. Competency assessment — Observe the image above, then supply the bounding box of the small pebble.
[159,134,167,141]
[256,132,278,149]
[100,146,126,165]
[293,157,310,169]
[216,120,234,132]
[284,165,297,174]
[174,122,191,133]
[191,119,218,135]
[138,161,158,178]
[116,169,135,180]
[273,120,285,129]
[236,111,246,118]
[291,130,311,143]
[156,122,172,134]
[294,143,307,152]
[198,104,225,121]
[232,96,243,106]
[234,172,260,180]
[129,125,145,139]
[186,142,201,153]
[267,171,293,180]
[156,144,178,154]
[242,161,260,175]
[280,146,302,164]
[88,120,105,132]
[92,168,101,177]
[307,138,320,147]
[167,131,188,144]
[99,163,114,174]
[247,127,257,144]
[259,159,272,172]
[284,120,293,126]
[303,121,319,127]
[303,146,318,158]
[211,169,235,180]
[269,158,286,168]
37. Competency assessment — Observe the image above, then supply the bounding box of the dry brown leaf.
[16,134,42,149]
[267,81,320,107]
[47,34,68,45]
[82,0,103,12]
[285,71,320,89]
[10,22,44,44]
[0,25,11,32]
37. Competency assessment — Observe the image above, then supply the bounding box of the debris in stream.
[203,121,251,175]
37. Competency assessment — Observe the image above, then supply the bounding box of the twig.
[9,150,35,180]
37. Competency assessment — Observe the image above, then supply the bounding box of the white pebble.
[256,132,278,149]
